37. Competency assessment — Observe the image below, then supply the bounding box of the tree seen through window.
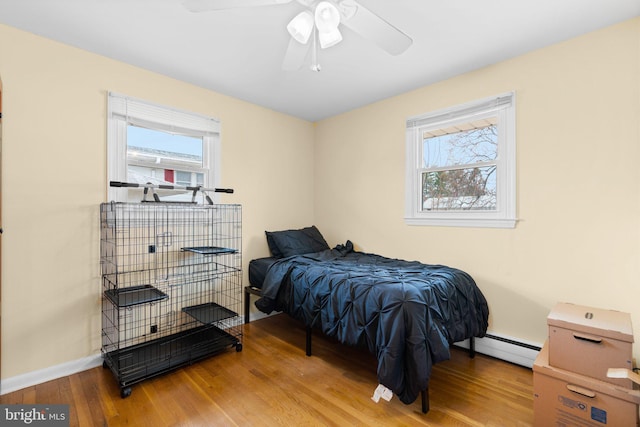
[421,124,497,211]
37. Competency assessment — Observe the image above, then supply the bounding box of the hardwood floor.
[1,314,534,426]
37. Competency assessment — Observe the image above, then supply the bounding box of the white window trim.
[404,92,516,228]
[107,92,221,203]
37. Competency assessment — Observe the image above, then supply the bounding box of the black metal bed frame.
[244,286,476,414]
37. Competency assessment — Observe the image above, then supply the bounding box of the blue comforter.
[255,242,489,404]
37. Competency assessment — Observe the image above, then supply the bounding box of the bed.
[248,226,489,413]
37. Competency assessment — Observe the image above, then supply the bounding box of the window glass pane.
[128,165,163,182]
[421,166,497,211]
[422,124,497,168]
[176,171,191,186]
[126,125,203,185]
[173,171,204,187]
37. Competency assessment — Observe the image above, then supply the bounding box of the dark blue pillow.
[265,226,329,258]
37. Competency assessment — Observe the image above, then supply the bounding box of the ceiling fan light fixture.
[287,11,314,44]
[315,1,340,32]
[318,27,342,49]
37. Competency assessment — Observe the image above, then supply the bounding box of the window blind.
[406,93,513,129]
[108,92,220,137]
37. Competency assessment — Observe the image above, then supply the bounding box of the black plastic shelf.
[182,302,237,324]
[104,285,168,308]
[103,325,239,387]
[181,246,237,255]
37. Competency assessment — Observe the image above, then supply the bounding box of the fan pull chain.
[310,29,321,72]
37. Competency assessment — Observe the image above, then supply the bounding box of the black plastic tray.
[182,302,237,324]
[104,285,168,308]
[103,325,239,387]
[181,246,237,255]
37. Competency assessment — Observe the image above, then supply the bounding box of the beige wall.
[1,17,639,381]
[315,18,640,352]
[0,23,315,379]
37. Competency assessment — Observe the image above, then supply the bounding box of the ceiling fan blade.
[282,37,311,71]
[339,0,412,55]
[182,0,293,12]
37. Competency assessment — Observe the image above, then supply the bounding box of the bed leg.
[421,388,429,414]
[469,336,476,359]
[244,287,250,324]
[306,326,312,356]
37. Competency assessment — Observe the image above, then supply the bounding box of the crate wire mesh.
[100,202,242,397]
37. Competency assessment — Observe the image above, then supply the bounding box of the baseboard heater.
[454,332,542,368]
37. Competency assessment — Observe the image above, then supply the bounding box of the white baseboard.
[2,307,270,395]
[248,310,274,323]
[456,332,542,368]
[250,313,541,367]
[0,354,103,395]
[0,331,540,395]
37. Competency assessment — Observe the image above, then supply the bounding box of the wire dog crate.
[100,201,242,398]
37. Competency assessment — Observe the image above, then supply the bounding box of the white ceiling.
[1,0,638,122]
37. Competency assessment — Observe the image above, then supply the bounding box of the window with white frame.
[107,92,220,203]
[405,92,516,228]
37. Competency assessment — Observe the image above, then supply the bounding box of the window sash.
[420,165,498,212]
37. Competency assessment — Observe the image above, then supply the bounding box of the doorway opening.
[1,77,4,385]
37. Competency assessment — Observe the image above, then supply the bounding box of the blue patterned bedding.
[255,241,489,404]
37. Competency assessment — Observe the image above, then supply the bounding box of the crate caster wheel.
[120,387,132,399]
[236,343,243,352]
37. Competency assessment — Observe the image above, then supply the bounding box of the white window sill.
[404,217,517,228]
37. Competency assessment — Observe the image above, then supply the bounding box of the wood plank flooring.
[1,314,534,426]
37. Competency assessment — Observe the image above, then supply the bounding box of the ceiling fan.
[182,0,413,71]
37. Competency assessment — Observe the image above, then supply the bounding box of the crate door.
[152,206,174,283]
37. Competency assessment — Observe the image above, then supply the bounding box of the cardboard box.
[548,302,633,388]
[534,342,640,427]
